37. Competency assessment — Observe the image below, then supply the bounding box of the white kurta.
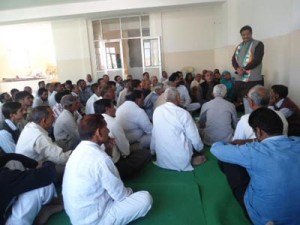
[116,101,152,146]
[62,141,152,225]
[151,102,204,171]
[233,110,288,140]
[85,94,102,114]
[102,114,130,157]
[16,122,70,165]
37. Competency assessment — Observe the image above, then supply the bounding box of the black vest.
[0,121,20,143]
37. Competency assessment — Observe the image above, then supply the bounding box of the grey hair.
[28,106,51,124]
[61,94,79,110]
[248,85,270,107]
[165,87,179,102]
[154,83,164,92]
[213,84,227,98]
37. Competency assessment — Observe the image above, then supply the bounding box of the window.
[91,15,161,79]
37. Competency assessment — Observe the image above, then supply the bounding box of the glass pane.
[121,16,140,38]
[92,20,101,40]
[141,15,150,36]
[94,42,102,70]
[150,39,159,66]
[122,38,142,79]
[143,39,160,67]
[102,18,121,39]
[105,42,121,69]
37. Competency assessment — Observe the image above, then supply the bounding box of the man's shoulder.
[240,113,250,120]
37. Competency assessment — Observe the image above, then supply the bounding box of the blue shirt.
[211,136,300,225]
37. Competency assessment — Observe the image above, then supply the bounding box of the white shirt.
[116,88,128,108]
[48,91,57,107]
[177,85,191,108]
[151,102,203,171]
[102,114,130,157]
[16,122,70,164]
[86,94,102,114]
[233,110,288,140]
[32,97,48,108]
[274,98,293,118]
[63,141,132,225]
[116,101,152,144]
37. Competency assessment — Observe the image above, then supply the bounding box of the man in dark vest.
[232,25,264,111]
[0,102,25,153]
[270,84,300,136]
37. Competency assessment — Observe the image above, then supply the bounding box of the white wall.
[51,19,92,83]
[221,0,300,104]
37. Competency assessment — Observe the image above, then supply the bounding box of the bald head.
[247,85,270,109]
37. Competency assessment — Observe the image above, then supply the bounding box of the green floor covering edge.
[46,147,250,225]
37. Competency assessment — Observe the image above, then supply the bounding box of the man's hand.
[231,139,257,145]
[104,137,115,157]
[236,67,246,76]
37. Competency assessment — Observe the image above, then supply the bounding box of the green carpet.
[46,147,250,225]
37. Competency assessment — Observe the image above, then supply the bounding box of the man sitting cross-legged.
[94,99,152,179]
[116,90,152,150]
[151,87,206,171]
[199,84,238,146]
[62,114,152,225]
[211,108,300,225]
[54,95,81,150]
[221,85,289,212]
[15,106,71,181]
[0,153,62,225]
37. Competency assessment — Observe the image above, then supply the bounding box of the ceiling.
[0,0,225,24]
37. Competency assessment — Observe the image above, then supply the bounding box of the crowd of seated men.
[0,70,300,225]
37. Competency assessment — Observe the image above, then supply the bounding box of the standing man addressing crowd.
[232,25,264,111]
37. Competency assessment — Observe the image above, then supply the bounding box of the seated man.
[85,83,102,114]
[151,87,206,171]
[270,84,300,136]
[15,91,34,130]
[153,81,172,110]
[94,99,151,179]
[116,90,152,150]
[169,72,200,112]
[16,106,71,165]
[233,85,288,141]
[54,95,81,150]
[0,153,59,225]
[52,90,71,120]
[144,83,164,120]
[199,84,238,145]
[62,114,152,225]
[0,102,25,153]
[198,70,218,105]
[32,88,49,108]
[211,108,300,225]
[0,92,12,124]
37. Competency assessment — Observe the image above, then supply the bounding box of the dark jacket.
[0,154,57,224]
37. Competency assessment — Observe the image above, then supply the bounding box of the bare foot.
[35,202,64,225]
[192,155,207,166]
